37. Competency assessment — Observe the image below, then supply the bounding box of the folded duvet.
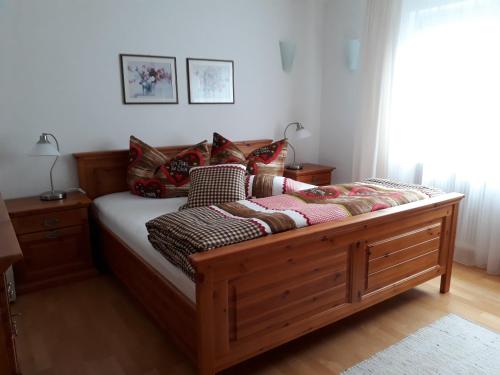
[146,179,442,280]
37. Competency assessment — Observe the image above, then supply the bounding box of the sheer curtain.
[352,0,402,181]
[355,0,500,274]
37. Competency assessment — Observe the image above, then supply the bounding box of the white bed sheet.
[93,192,196,303]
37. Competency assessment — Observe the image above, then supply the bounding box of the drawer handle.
[46,230,60,239]
[7,282,15,300]
[11,314,21,337]
[11,319,19,337]
[43,217,60,227]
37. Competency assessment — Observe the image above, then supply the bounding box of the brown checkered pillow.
[187,164,247,208]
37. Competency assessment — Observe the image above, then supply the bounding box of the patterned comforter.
[146,179,442,279]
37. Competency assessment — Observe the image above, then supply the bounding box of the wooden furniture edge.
[0,194,23,273]
[285,164,336,175]
[5,192,91,218]
[0,194,23,375]
[190,192,464,267]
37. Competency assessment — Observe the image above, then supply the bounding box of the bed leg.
[196,268,217,375]
[440,203,459,294]
[440,272,451,293]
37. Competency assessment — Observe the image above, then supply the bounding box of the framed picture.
[120,54,178,104]
[187,58,234,104]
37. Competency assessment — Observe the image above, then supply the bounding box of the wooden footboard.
[190,193,462,375]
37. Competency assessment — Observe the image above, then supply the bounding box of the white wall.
[318,0,366,183]
[0,0,325,199]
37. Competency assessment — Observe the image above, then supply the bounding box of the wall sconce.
[347,39,360,71]
[279,40,296,73]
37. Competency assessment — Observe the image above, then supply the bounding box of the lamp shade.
[295,128,311,140]
[30,134,60,156]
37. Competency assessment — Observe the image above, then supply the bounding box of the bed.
[74,139,464,375]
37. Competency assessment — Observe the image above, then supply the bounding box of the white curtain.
[352,0,402,181]
[355,0,500,274]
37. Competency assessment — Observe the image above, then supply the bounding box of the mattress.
[92,192,196,302]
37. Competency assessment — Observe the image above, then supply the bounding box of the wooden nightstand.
[5,192,96,294]
[283,163,335,186]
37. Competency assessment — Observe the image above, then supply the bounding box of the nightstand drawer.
[297,173,331,186]
[284,164,335,187]
[10,208,82,234]
[14,225,92,287]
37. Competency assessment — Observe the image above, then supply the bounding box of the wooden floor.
[12,263,500,375]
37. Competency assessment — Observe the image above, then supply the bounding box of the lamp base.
[39,190,67,201]
[286,164,304,170]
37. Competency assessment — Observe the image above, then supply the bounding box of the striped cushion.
[245,175,315,198]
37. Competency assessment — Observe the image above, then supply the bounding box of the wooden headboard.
[73,139,273,199]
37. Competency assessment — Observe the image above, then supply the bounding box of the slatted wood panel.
[368,237,440,274]
[367,251,440,292]
[230,249,349,342]
[365,221,442,293]
[368,222,441,259]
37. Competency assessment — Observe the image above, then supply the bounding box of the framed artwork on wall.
[186,58,234,104]
[120,54,178,104]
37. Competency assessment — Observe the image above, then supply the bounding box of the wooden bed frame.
[73,139,463,375]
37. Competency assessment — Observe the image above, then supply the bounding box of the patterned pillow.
[246,139,288,175]
[209,132,247,165]
[245,174,315,198]
[155,141,210,197]
[187,164,247,208]
[209,133,288,176]
[127,136,209,198]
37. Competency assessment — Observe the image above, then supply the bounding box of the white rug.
[342,314,500,375]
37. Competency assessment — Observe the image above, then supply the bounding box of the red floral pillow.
[209,133,287,176]
[246,139,288,176]
[209,132,247,165]
[127,136,209,198]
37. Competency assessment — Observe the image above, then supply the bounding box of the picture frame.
[120,54,178,104]
[186,58,235,104]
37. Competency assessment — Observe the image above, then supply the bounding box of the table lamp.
[283,122,311,170]
[30,133,66,201]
